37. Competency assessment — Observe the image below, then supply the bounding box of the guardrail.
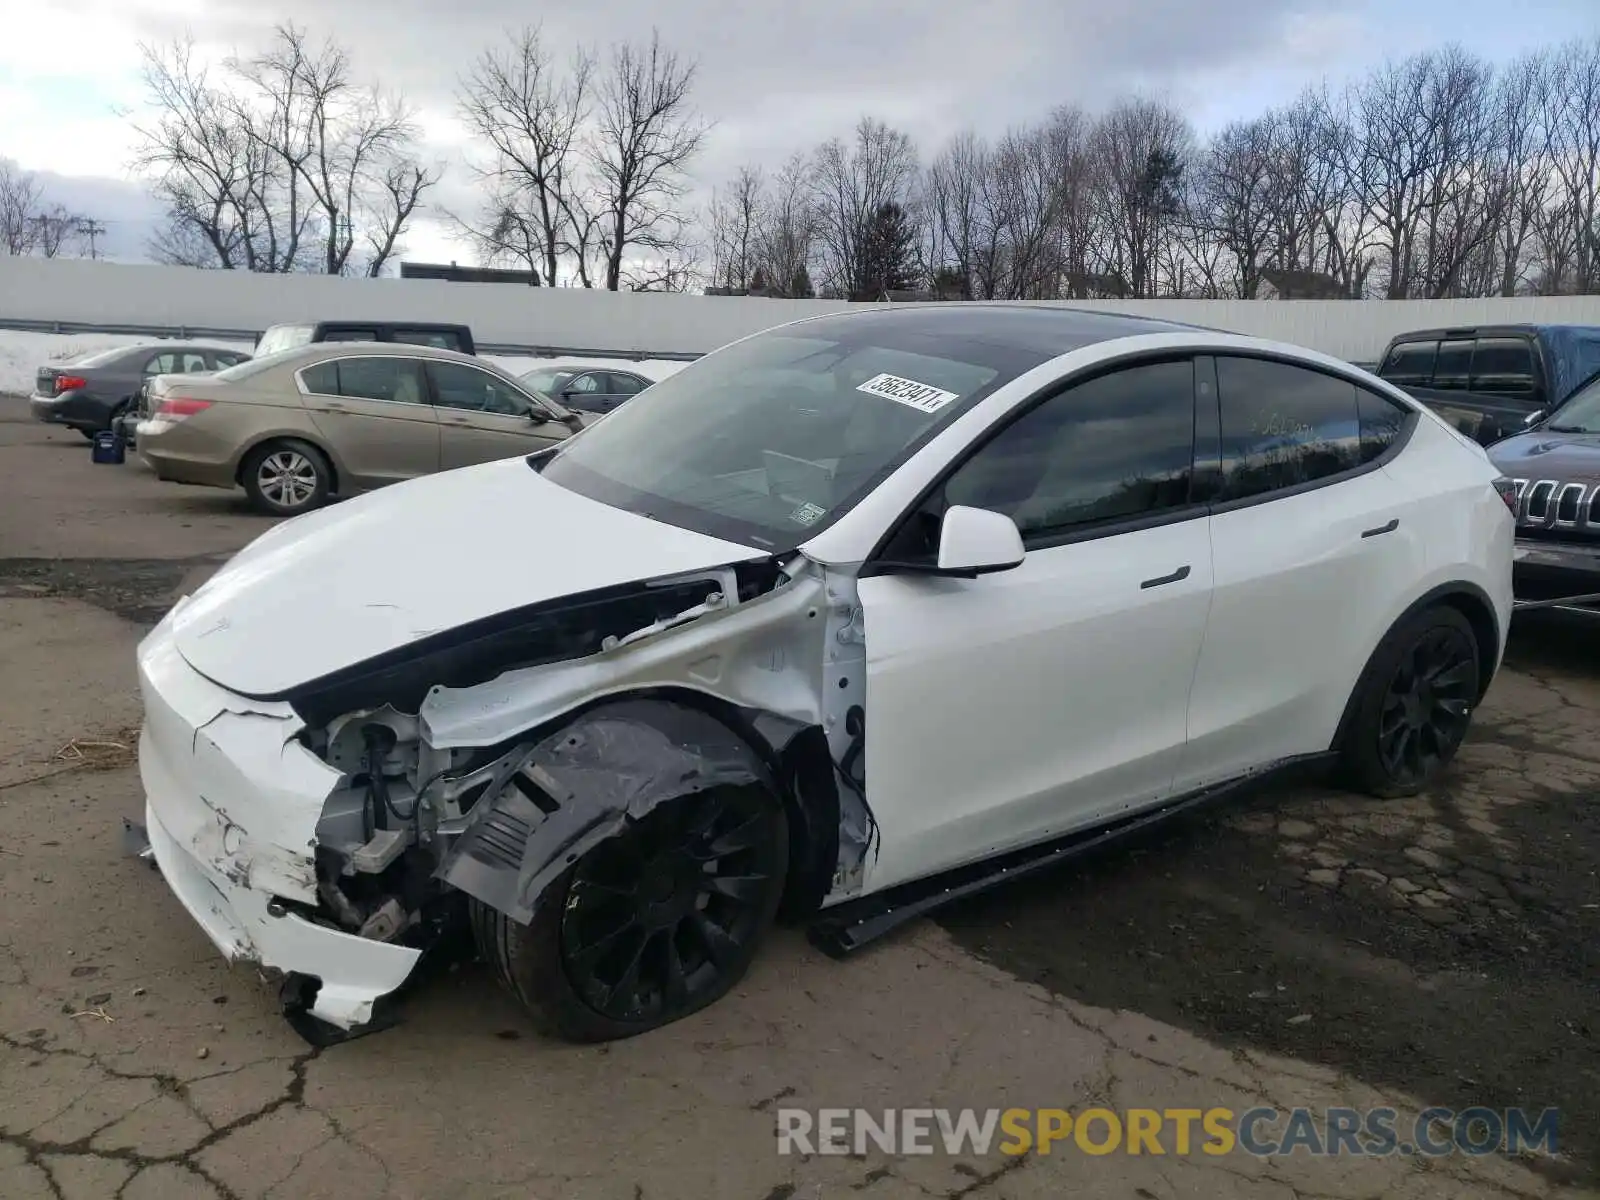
[0,317,706,363]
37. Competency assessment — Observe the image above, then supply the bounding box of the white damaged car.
[136,305,1514,1043]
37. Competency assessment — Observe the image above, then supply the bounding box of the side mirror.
[1524,409,1546,428]
[935,506,1026,576]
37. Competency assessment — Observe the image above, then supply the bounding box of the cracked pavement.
[2,418,1597,1198]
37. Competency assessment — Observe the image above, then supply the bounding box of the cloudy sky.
[3,0,1596,266]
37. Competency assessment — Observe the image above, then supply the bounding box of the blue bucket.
[91,430,126,465]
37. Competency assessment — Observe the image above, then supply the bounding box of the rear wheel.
[473,783,789,1042]
[1340,606,1480,798]
[241,440,332,516]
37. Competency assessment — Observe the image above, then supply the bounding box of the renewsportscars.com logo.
[776,1106,1561,1159]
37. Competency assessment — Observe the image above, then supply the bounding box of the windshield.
[255,324,314,356]
[1545,373,1600,433]
[538,327,1029,549]
[520,367,576,395]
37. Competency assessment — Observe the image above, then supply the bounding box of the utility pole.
[80,218,106,259]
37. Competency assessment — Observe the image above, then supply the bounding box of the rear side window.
[301,357,427,405]
[1216,357,1361,501]
[1357,388,1410,464]
[392,328,466,352]
[607,372,648,395]
[1470,338,1536,395]
[1431,340,1473,390]
[942,358,1197,540]
[1379,340,1436,387]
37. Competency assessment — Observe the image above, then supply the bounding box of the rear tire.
[1340,605,1480,798]
[241,439,332,516]
[472,783,789,1042]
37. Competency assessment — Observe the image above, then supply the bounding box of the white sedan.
[135,305,1514,1043]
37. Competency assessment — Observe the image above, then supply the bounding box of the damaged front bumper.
[136,610,422,1032]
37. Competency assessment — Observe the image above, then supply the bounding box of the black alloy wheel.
[1375,623,1477,788]
[558,785,786,1024]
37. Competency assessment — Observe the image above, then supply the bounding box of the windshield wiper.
[1546,424,1592,433]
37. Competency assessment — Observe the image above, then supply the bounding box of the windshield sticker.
[789,501,827,526]
[855,372,960,414]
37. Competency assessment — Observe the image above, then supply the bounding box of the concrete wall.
[3,255,1599,361]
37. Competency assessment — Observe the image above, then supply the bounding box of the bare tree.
[1538,35,1600,293]
[812,116,920,298]
[582,30,708,291]
[1191,115,1279,297]
[706,164,765,290]
[1091,98,1193,298]
[132,24,435,274]
[0,159,43,254]
[753,152,819,296]
[455,25,592,285]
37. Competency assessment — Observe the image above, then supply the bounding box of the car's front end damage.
[135,475,876,1040]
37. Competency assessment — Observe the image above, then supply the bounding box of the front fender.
[436,698,778,923]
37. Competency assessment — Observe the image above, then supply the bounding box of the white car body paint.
[172,455,768,697]
[138,608,421,1029]
[134,316,1514,1031]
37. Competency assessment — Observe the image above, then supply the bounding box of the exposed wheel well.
[236,435,339,493]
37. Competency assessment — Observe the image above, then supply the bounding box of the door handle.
[1140,565,1191,590]
[1361,518,1400,539]
[442,416,471,426]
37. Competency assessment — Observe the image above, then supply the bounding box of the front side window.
[428,361,533,416]
[539,328,1040,548]
[301,357,427,406]
[519,368,575,395]
[1216,356,1361,501]
[940,359,1196,540]
[1470,337,1536,396]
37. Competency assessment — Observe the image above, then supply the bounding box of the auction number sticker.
[855,372,960,414]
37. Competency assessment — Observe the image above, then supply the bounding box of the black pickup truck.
[1373,323,1600,445]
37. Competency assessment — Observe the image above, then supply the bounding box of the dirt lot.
[1,412,1597,1200]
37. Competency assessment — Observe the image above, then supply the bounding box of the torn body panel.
[137,609,422,1030]
[437,700,779,922]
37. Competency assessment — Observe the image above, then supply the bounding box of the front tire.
[1341,605,1480,798]
[241,439,332,516]
[473,783,789,1042]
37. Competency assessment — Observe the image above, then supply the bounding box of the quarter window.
[1216,357,1361,500]
[941,359,1196,540]
[1356,388,1410,464]
[300,357,427,406]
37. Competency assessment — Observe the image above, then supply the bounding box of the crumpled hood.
[170,457,767,697]
[1489,430,1600,482]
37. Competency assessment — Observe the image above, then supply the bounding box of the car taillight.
[1492,477,1519,515]
[154,398,213,420]
[55,375,87,393]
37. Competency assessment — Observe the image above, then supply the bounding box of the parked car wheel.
[1340,606,1480,798]
[472,784,789,1042]
[241,439,332,516]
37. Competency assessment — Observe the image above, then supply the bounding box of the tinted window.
[302,357,427,405]
[607,372,648,395]
[321,328,381,343]
[210,350,249,369]
[392,328,465,351]
[1357,388,1410,464]
[1471,337,1536,395]
[1432,340,1473,390]
[941,359,1196,539]
[428,361,531,416]
[1379,340,1437,387]
[1216,357,1361,500]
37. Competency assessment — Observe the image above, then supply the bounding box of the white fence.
[2,256,1599,362]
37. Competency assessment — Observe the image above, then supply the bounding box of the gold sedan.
[136,342,587,515]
